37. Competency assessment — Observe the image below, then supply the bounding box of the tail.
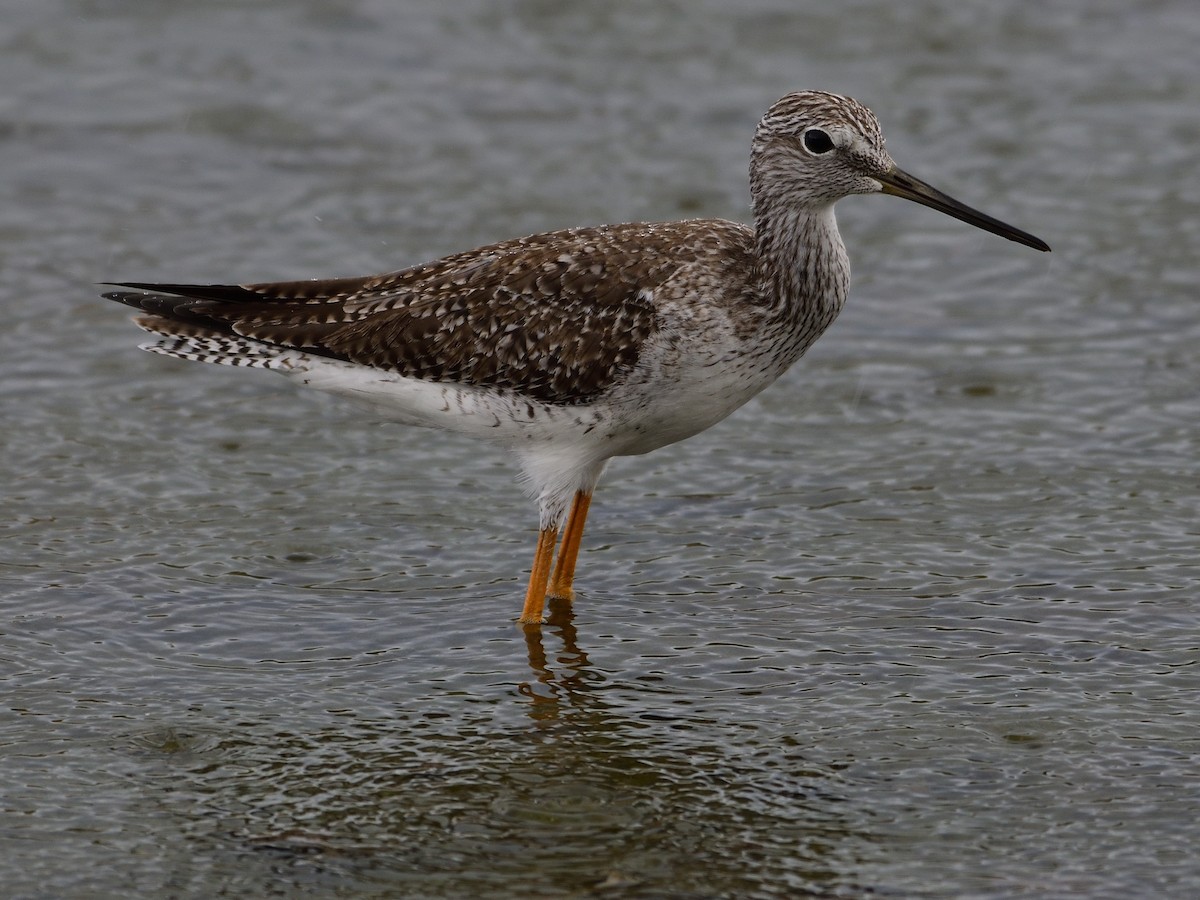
[103,283,299,370]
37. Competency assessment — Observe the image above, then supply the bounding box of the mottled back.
[109,221,755,405]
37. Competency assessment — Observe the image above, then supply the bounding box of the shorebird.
[103,90,1049,625]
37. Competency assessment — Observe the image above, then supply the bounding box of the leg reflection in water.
[519,596,602,717]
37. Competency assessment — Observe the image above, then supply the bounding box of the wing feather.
[105,220,754,404]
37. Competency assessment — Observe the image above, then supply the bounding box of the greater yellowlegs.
[104,90,1049,625]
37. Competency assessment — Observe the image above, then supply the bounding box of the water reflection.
[518,596,603,717]
[108,614,866,897]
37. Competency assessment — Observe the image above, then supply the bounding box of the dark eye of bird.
[803,128,835,154]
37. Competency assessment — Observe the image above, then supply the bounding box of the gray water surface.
[3,1,1198,897]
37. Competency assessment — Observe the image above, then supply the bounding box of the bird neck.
[752,200,850,329]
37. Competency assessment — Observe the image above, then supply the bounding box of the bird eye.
[802,128,835,155]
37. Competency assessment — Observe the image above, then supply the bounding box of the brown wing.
[106,222,719,405]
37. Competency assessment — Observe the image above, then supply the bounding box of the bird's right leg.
[547,490,591,602]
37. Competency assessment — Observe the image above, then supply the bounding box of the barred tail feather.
[134,316,294,370]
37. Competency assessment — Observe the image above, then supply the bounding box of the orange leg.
[547,490,592,602]
[519,526,558,625]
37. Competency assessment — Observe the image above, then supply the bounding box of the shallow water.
[3,1,1198,897]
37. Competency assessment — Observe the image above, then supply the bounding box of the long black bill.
[877,166,1050,252]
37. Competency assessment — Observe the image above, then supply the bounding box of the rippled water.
[3,1,1198,897]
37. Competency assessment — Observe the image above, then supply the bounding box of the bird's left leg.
[519,526,559,625]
